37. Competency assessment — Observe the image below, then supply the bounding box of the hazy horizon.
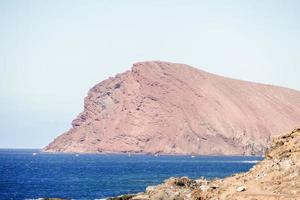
[1,0,300,148]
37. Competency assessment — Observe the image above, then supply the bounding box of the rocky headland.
[44,61,300,155]
[110,128,300,200]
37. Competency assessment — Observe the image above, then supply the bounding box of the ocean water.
[0,149,262,200]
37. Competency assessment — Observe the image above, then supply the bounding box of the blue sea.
[0,149,262,200]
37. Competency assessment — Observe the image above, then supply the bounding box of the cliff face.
[110,128,300,200]
[44,61,300,155]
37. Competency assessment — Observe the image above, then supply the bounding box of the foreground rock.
[109,128,300,200]
[44,61,300,155]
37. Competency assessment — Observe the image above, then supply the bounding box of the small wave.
[213,160,260,163]
[241,160,259,163]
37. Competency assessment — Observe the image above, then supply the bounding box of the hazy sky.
[0,0,299,148]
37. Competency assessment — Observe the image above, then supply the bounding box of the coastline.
[108,128,300,200]
[41,148,265,157]
[1,147,264,158]
[5,128,299,199]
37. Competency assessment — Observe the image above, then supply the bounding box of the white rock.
[146,186,156,193]
[236,186,246,192]
[200,185,210,192]
[279,159,293,170]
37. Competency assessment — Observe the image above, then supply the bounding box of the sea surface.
[0,149,262,200]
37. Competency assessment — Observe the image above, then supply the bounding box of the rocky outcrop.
[44,61,300,155]
[109,128,300,200]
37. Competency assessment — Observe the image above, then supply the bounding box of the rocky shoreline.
[109,128,300,200]
[39,128,300,200]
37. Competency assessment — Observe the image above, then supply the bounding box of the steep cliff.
[44,61,300,155]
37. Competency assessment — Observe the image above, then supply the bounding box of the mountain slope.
[44,61,300,155]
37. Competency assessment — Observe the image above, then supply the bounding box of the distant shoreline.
[0,148,264,157]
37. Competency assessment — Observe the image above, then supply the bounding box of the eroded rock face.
[109,128,300,200]
[44,61,300,155]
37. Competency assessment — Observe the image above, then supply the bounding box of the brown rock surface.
[109,128,300,200]
[44,61,300,155]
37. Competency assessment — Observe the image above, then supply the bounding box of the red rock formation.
[44,61,300,155]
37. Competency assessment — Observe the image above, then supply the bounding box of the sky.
[0,0,299,148]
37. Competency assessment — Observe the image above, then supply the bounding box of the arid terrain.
[110,128,300,200]
[44,61,300,155]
